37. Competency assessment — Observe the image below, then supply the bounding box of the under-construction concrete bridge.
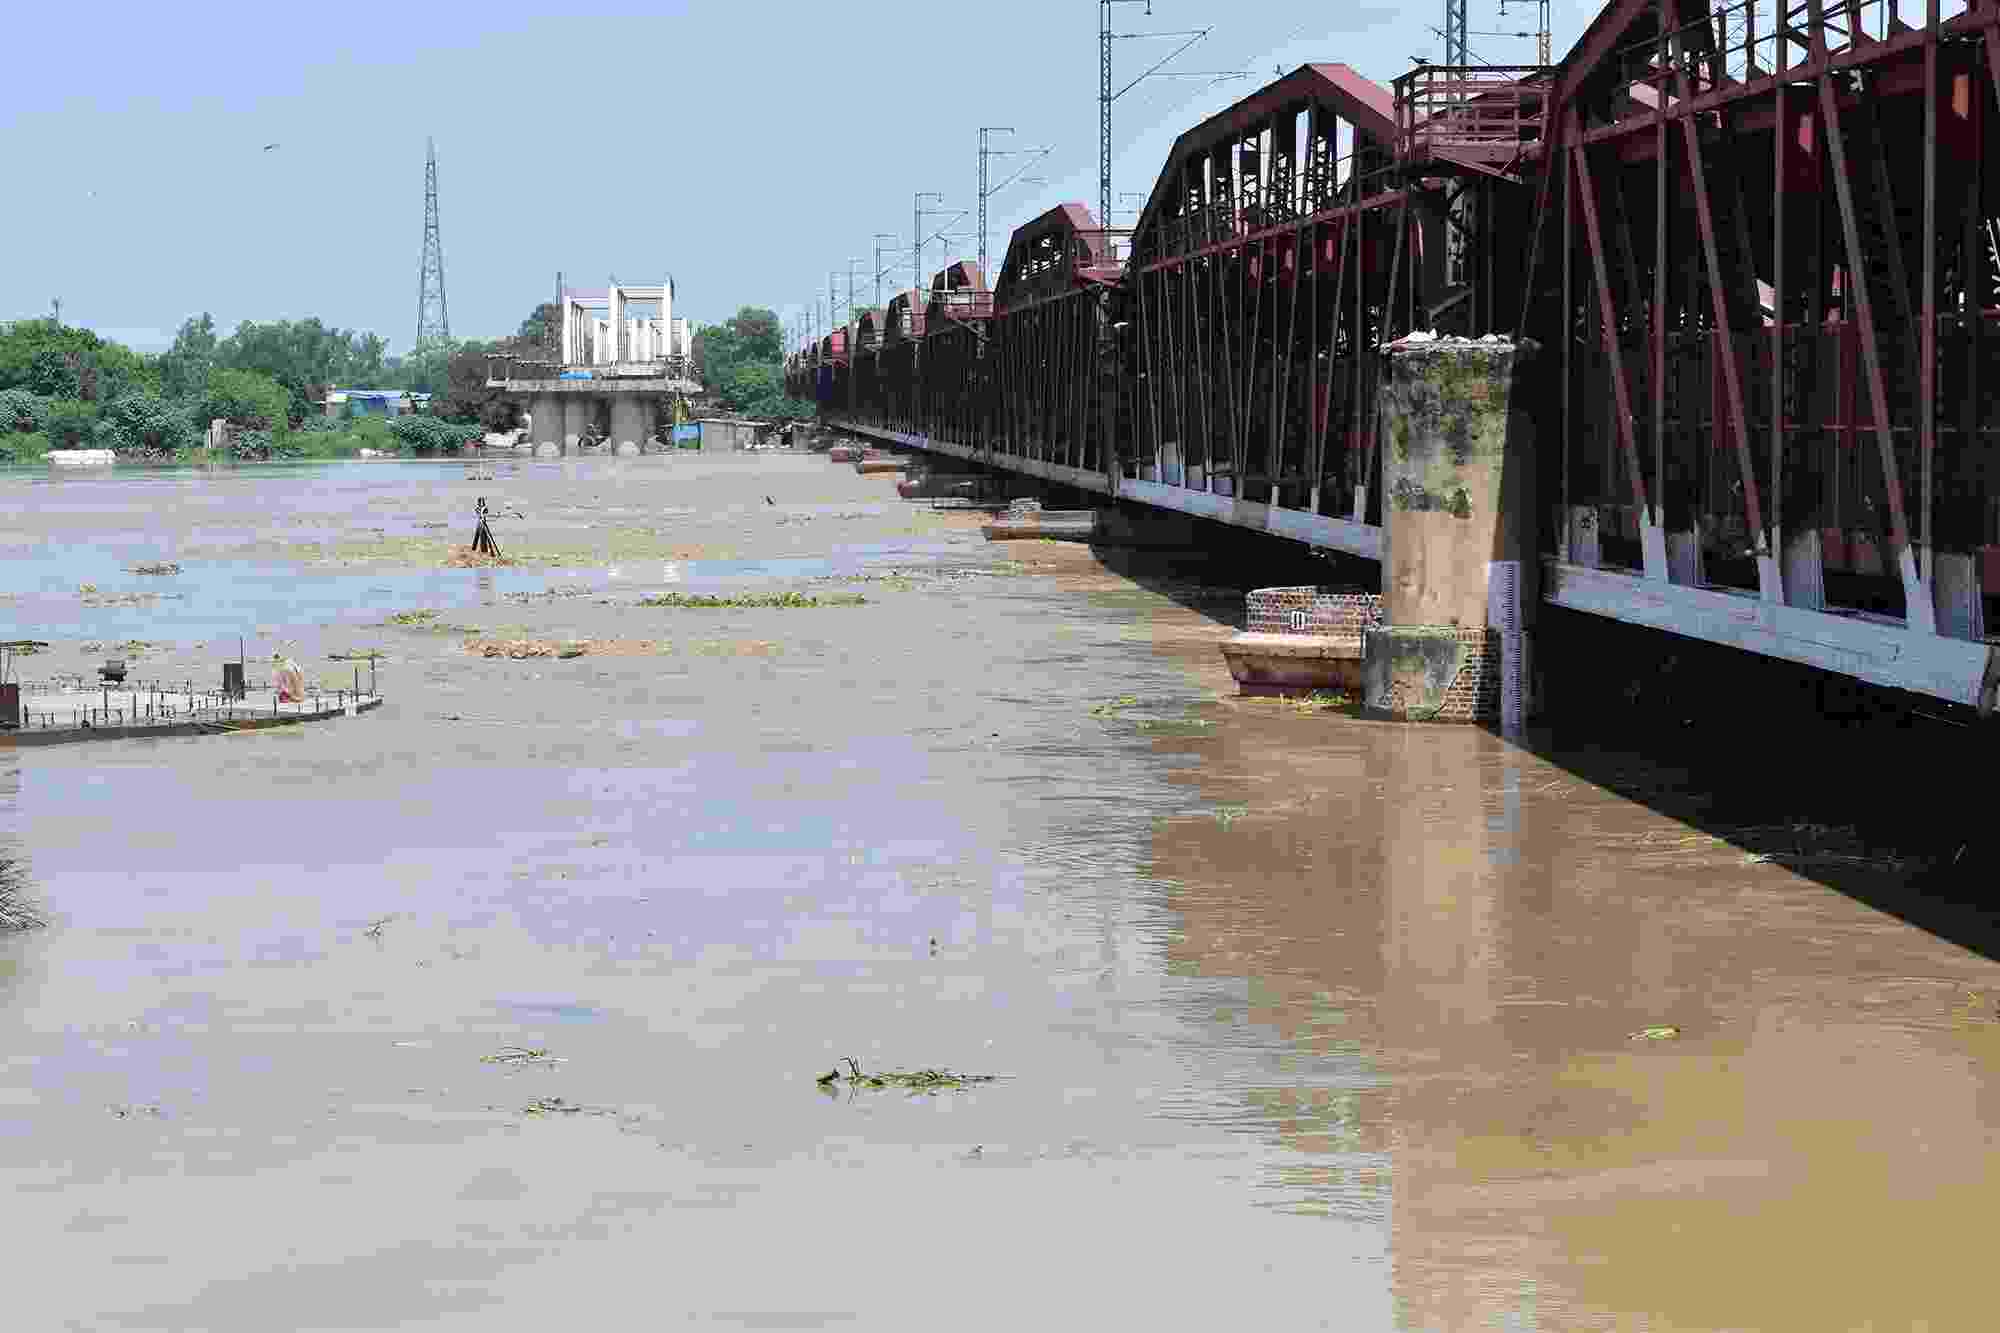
[485,281,699,456]
[794,0,2000,720]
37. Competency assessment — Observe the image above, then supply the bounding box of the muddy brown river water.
[1,453,1996,1330]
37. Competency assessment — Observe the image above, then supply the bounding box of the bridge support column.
[1362,336,1539,731]
[638,399,659,454]
[530,394,558,445]
[529,393,563,458]
[562,398,588,455]
[610,396,646,456]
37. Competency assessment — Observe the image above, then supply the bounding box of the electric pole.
[980,127,1009,276]
[1099,2,1242,231]
[873,233,899,308]
[913,192,945,292]
[979,127,1052,272]
[1495,0,1553,64]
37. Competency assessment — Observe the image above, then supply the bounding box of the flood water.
[3,454,1997,1330]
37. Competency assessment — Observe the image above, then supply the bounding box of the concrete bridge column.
[610,396,646,456]
[562,397,589,455]
[530,394,559,445]
[638,399,659,454]
[1361,336,1537,730]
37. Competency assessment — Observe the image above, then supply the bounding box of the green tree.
[725,306,782,362]
[433,342,519,429]
[515,302,559,351]
[215,317,398,420]
[345,331,389,385]
[159,314,220,399]
[0,320,98,392]
[204,367,290,433]
[27,348,81,399]
[0,389,47,434]
[90,340,158,401]
[95,394,198,457]
[43,398,97,449]
[691,323,741,383]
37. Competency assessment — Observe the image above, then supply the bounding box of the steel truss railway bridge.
[790,0,2000,716]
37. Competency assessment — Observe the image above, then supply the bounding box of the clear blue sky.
[3,0,1606,357]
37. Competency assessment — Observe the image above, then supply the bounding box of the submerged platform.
[4,687,384,748]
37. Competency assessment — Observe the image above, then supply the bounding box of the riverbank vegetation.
[691,306,815,421]
[1,299,811,464]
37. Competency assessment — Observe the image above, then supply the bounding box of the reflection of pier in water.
[1143,713,2000,1329]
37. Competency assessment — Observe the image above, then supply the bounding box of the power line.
[979,128,1052,273]
[1104,1,1240,228]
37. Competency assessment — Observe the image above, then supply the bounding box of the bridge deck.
[836,418,2000,712]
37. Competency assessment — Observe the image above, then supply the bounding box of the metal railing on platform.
[1393,65,1550,165]
[1,670,383,734]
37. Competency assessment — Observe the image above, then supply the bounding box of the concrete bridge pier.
[610,397,649,456]
[1361,336,1538,730]
[562,399,589,455]
[531,394,563,457]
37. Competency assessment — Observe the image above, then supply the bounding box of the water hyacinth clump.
[637,591,866,609]
[815,1057,999,1095]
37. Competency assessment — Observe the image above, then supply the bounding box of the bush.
[0,388,47,434]
[95,394,199,457]
[320,416,397,457]
[26,348,79,399]
[230,429,274,460]
[0,431,50,463]
[43,398,98,449]
[388,415,481,455]
[204,367,289,433]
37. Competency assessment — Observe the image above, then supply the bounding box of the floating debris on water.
[1136,716,1214,732]
[380,609,477,634]
[816,1056,999,1094]
[1212,805,1249,827]
[503,585,597,604]
[1089,696,1141,717]
[328,649,386,661]
[483,1046,565,1067]
[1631,1025,1682,1041]
[637,591,866,609]
[461,638,672,659]
[520,1096,618,1118]
[127,561,181,576]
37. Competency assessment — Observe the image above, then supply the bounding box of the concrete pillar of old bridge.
[1361,336,1538,731]
[530,394,560,446]
[561,397,589,455]
[610,396,647,456]
[524,393,558,458]
[639,399,660,454]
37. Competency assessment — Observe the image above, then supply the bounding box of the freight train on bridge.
[789,0,2000,715]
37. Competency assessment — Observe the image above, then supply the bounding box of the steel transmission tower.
[1443,0,1468,65]
[416,137,450,347]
